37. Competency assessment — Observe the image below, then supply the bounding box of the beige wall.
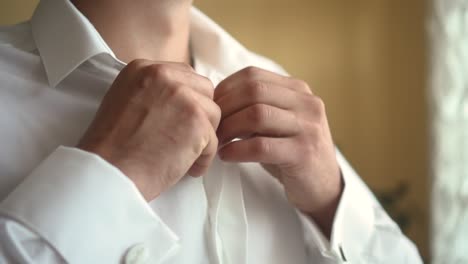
[0,0,37,25]
[0,0,429,259]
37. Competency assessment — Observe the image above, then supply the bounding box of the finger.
[188,124,218,177]
[191,90,221,129]
[156,61,196,72]
[215,80,302,119]
[177,72,215,99]
[217,104,300,144]
[157,62,214,98]
[215,66,311,101]
[142,64,215,99]
[218,136,296,165]
[127,59,195,73]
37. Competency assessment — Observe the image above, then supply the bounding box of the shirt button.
[125,243,149,264]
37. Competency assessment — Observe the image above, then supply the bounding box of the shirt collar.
[31,0,115,87]
[31,0,255,87]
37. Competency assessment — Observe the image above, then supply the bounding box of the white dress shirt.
[0,0,422,263]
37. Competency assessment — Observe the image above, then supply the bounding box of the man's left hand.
[214,67,343,237]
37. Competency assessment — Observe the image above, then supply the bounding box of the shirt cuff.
[0,146,179,263]
[297,150,375,263]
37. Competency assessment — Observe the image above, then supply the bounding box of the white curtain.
[430,1,468,263]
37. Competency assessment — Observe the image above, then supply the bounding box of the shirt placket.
[200,66,248,264]
[203,157,248,264]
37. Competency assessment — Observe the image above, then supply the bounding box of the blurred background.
[0,0,431,261]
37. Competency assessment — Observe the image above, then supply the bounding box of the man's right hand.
[77,59,221,201]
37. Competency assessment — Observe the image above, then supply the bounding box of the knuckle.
[166,84,186,99]
[139,64,173,89]
[252,138,271,156]
[124,60,148,88]
[199,129,216,154]
[192,125,206,140]
[127,59,147,70]
[178,62,195,71]
[304,122,323,145]
[307,95,325,116]
[185,101,205,121]
[308,122,323,134]
[207,88,215,100]
[145,64,172,81]
[312,96,326,114]
[295,79,311,92]
[210,135,219,151]
[247,80,267,100]
[213,104,222,125]
[243,66,261,79]
[201,76,215,97]
[191,128,208,154]
[187,123,207,152]
[250,104,271,124]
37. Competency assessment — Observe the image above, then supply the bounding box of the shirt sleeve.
[296,149,423,263]
[0,146,180,264]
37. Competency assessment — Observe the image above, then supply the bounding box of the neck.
[72,0,192,64]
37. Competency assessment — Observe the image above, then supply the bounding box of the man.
[0,0,422,263]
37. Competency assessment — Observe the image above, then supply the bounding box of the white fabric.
[430,1,468,263]
[0,0,422,263]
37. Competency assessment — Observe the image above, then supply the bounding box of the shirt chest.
[0,51,309,263]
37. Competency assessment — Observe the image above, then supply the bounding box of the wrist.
[115,159,163,201]
[304,173,344,239]
[77,143,163,201]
